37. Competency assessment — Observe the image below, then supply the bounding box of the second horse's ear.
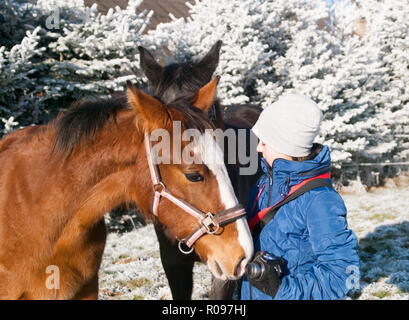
[138,46,163,87]
[195,40,222,82]
[192,76,220,113]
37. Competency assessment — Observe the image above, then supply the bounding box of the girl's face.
[257,140,292,167]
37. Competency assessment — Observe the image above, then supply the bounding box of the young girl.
[241,94,360,300]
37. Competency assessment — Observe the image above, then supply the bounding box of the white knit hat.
[252,94,323,157]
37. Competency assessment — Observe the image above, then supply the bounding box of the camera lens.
[245,261,264,280]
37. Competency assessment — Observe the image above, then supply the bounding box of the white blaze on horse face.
[195,131,254,270]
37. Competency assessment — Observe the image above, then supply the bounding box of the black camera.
[244,251,285,297]
[245,251,284,280]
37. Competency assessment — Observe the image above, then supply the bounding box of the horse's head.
[138,41,222,105]
[126,77,253,280]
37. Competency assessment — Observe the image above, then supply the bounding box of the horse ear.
[138,46,163,86]
[195,40,222,81]
[192,76,220,113]
[126,81,170,130]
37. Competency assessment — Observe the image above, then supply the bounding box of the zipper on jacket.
[267,167,273,206]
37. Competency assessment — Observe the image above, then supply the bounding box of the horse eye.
[185,172,204,182]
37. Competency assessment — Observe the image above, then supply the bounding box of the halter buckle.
[201,212,220,234]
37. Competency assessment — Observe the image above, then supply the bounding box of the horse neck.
[49,110,160,251]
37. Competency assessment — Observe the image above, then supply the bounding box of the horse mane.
[51,91,215,158]
[51,93,128,157]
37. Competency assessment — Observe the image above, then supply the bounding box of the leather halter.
[144,132,246,254]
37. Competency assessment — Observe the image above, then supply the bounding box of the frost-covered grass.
[99,175,409,300]
[342,174,409,300]
[98,224,212,300]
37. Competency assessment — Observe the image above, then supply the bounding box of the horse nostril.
[234,256,246,277]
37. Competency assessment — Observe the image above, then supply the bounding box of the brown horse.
[0,78,253,299]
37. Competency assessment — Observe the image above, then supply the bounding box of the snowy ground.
[342,174,409,300]
[99,174,409,300]
[98,224,212,300]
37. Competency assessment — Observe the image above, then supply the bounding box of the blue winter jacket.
[241,146,360,300]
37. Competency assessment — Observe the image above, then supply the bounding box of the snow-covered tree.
[148,0,409,176]
[145,0,280,105]
[316,0,409,167]
[0,0,152,135]
[1,0,407,184]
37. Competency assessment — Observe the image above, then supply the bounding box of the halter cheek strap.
[144,132,246,254]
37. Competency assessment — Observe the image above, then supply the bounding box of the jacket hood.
[259,145,331,201]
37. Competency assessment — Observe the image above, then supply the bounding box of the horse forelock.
[167,99,216,133]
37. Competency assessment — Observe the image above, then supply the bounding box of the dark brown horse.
[0,78,253,299]
[138,41,263,299]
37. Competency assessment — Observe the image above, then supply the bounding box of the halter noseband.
[144,132,246,254]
